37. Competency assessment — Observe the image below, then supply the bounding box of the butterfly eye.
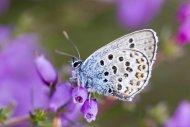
[73,62,79,68]
[73,61,82,68]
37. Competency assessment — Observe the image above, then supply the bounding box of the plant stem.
[0,116,29,126]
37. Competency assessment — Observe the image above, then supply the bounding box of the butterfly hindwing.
[80,29,158,101]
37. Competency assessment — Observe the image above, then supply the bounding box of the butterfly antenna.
[55,49,77,58]
[62,30,81,59]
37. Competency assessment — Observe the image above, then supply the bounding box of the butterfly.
[70,29,158,101]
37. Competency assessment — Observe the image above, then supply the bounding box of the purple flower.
[177,1,190,23]
[177,20,190,45]
[0,30,49,118]
[72,87,88,105]
[0,26,11,46]
[61,103,82,127]
[49,83,84,126]
[81,99,98,123]
[49,82,72,111]
[116,0,164,29]
[164,101,190,127]
[0,0,10,16]
[34,54,57,86]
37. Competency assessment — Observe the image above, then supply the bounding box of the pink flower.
[72,87,88,105]
[81,99,98,123]
[164,101,190,127]
[177,1,190,23]
[34,55,57,86]
[177,20,190,44]
[116,0,164,29]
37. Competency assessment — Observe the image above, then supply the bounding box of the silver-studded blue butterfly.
[70,29,158,101]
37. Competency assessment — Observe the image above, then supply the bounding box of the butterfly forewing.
[80,29,158,101]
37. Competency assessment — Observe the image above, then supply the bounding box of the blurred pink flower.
[0,27,49,118]
[177,1,190,23]
[116,0,164,29]
[177,20,190,44]
[0,0,10,16]
[164,101,190,127]
[49,82,72,111]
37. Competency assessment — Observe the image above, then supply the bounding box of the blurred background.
[0,0,190,127]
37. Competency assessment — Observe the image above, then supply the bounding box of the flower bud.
[34,55,57,86]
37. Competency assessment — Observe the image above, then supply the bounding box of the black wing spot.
[117,84,122,90]
[112,66,117,74]
[141,58,145,62]
[118,78,122,82]
[124,73,128,77]
[108,88,112,93]
[103,79,108,82]
[119,57,124,61]
[108,54,113,60]
[125,61,130,66]
[129,38,133,43]
[126,67,133,72]
[130,43,135,48]
[100,60,104,66]
[104,72,109,76]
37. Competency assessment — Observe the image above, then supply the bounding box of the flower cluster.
[72,87,98,123]
[0,26,49,126]
[35,54,98,123]
[177,1,190,44]
[0,26,97,126]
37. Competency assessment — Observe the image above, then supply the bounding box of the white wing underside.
[80,29,158,101]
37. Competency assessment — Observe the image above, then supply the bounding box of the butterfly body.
[71,29,158,101]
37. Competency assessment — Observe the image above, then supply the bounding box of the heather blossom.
[0,26,49,126]
[176,1,190,45]
[72,87,88,105]
[177,20,190,44]
[164,101,190,127]
[0,26,86,126]
[177,1,190,23]
[49,82,72,111]
[81,99,98,123]
[34,54,57,87]
[116,0,164,29]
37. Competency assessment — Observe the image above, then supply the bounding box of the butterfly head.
[71,57,83,69]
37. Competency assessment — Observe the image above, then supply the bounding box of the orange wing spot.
[135,72,144,79]
[124,87,133,96]
[130,80,141,87]
[136,59,141,64]
[138,65,146,71]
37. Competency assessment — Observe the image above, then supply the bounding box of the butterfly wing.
[80,29,158,101]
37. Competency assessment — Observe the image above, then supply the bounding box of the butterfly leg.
[88,92,91,103]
